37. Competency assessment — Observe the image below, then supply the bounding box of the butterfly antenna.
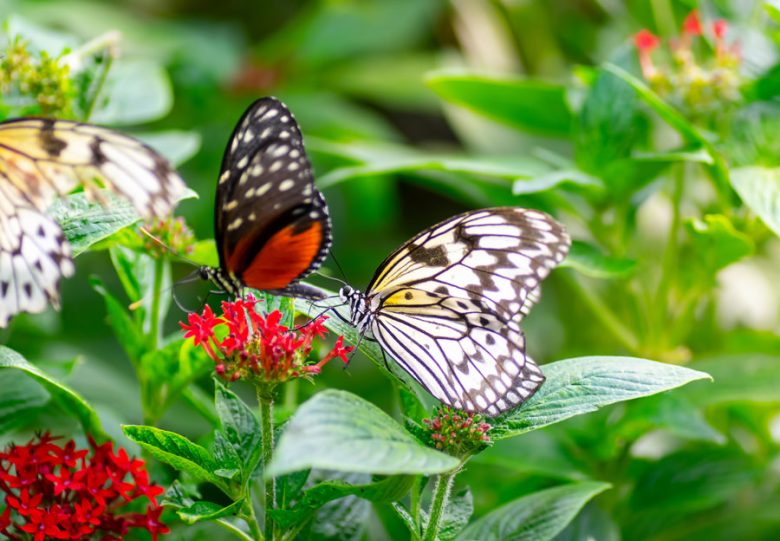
[138,227,201,268]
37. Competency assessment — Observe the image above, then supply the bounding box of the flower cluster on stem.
[141,217,195,259]
[180,295,353,388]
[0,433,168,541]
[634,10,741,118]
[422,406,492,457]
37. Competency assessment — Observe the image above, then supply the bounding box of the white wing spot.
[279,179,295,191]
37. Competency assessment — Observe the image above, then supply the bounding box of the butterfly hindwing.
[363,207,570,415]
[214,98,331,297]
[0,118,186,326]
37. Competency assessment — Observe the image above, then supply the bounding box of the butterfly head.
[339,285,372,333]
[200,266,242,297]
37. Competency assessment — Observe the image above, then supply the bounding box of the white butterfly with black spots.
[0,117,187,326]
[340,207,570,416]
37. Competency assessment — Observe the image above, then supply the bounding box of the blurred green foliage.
[2,0,780,539]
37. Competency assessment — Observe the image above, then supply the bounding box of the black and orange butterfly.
[198,97,331,301]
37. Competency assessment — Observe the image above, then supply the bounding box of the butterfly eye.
[339,286,353,301]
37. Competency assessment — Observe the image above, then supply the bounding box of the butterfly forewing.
[0,118,186,326]
[214,98,331,295]
[364,207,570,415]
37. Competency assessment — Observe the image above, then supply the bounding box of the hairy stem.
[423,469,458,541]
[258,389,276,541]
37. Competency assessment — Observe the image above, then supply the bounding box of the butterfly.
[339,207,570,416]
[197,97,331,301]
[0,117,186,327]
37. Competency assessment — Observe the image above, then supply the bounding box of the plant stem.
[258,388,276,541]
[650,0,676,36]
[149,258,165,351]
[410,476,423,529]
[216,516,257,541]
[423,469,458,541]
[245,497,264,541]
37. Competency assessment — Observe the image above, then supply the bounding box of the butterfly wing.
[0,118,186,326]
[214,97,331,298]
[365,208,570,415]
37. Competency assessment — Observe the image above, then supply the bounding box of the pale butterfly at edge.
[339,207,570,416]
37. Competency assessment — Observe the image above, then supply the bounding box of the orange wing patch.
[238,222,324,290]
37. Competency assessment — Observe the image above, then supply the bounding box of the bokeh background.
[3,0,780,539]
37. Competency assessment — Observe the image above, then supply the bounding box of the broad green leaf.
[267,390,459,477]
[0,346,103,437]
[137,130,202,167]
[49,192,139,256]
[271,473,414,529]
[392,502,422,541]
[455,482,610,541]
[177,499,244,525]
[122,425,228,493]
[730,166,780,237]
[491,356,710,440]
[214,382,262,476]
[685,215,754,271]
[426,71,572,137]
[561,241,637,279]
[0,369,50,434]
[91,59,172,125]
[211,430,241,480]
[621,393,725,444]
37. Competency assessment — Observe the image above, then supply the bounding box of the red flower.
[0,433,167,540]
[683,10,703,35]
[181,296,354,385]
[634,29,659,52]
[712,19,727,39]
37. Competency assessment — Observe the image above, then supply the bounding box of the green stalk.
[423,470,458,541]
[148,258,165,351]
[410,476,423,530]
[650,0,676,36]
[258,388,277,541]
[216,516,257,541]
[244,497,264,541]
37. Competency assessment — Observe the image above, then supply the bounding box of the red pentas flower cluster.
[180,295,353,385]
[634,10,741,115]
[0,433,168,540]
[423,406,492,457]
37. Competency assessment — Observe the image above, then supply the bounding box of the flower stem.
[423,469,458,541]
[258,388,276,541]
[149,258,165,351]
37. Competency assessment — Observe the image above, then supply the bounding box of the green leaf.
[214,382,262,477]
[685,215,754,271]
[49,192,140,256]
[0,369,50,435]
[122,425,229,493]
[561,241,637,279]
[552,503,619,541]
[438,488,473,541]
[0,346,104,437]
[455,482,610,541]
[313,139,547,189]
[91,277,145,364]
[730,166,780,237]
[91,59,173,125]
[621,393,725,444]
[576,69,640,175]
[491,356,711,440]
[426,71,572,137]
[177,499,244,525]
[307,472,371,541]
[271,473,414,529]
[513,170,602,196]
[603,64,710,148]
[267,390,459,477]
